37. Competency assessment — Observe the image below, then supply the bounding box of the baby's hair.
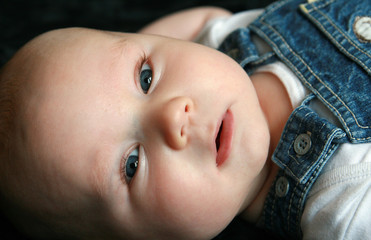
[0,58,30,238]
[0,53,24,195]
[0,61,19,161]
[0,52,51,239]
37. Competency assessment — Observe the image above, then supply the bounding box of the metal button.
[353,16,371,43]
[276,177,289,197]
[294,133,312,155]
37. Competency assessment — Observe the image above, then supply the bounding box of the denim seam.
[295,142,337,234]
[286,109,316,180]
[273,106,311,180]
[287,180,299,233]
[274,105,298,172]
[248,52,275,66]
[239,55,259,66]
[283,109,302,177]
[254,20,370,141]
[277,106,338,182]
[310,4,371,66]
[261,0,290,21]
[286,126,340,234]
[270,189,278,230]
[305,0,335,13]
[289,110,308,166]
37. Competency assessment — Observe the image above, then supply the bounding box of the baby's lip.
[214,109,234,167]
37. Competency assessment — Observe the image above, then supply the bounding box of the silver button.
[276,177,289,197]
[353,16,371,43]
[294,133,312,155]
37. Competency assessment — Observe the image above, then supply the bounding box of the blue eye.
[140,63,152,94]
[125,147,139,182]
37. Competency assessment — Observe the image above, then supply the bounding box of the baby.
[0,0,370,239]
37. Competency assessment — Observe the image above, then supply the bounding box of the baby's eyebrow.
[89,153,111,198]
[111,37,131,60]
[108,37,136,75]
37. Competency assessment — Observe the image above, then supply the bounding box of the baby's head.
[0,28,270,239]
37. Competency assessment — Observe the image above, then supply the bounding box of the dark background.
[0,0,275,67]
[0,0,280,239]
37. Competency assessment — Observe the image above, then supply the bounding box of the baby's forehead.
[15,28,137,167]
[18,28,121,86]
[13,28,120,150]
[17,28,120,68]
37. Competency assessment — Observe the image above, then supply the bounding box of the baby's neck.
[241,71,293,222]
[252,71,293,153]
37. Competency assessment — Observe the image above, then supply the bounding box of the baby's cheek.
[144,165,233,239]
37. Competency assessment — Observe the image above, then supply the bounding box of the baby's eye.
[140,63,152,94]
[125,147,139,183]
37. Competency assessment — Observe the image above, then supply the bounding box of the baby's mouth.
[215,110,234,167]
[215,122,223,152]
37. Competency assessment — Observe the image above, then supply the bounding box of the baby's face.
[18,28,270,239]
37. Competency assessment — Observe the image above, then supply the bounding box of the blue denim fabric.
[218,0,371,239]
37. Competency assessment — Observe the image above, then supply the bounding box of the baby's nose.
[157,96,193,150]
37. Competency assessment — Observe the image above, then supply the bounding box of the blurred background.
[0,0,276,67]
[0,0,280,239]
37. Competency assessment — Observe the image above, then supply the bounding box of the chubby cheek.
[138,160,238,239]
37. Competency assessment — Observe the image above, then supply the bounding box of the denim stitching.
[310,5,371,67]
[286,109,316,180]
[271,190,277,230]
[268,119,342,236]
[284,107,305,178]
[253,1,370,236]
[260,0,289,21]
[253,20,370,140]
[288,128,340,234]
[280,107,300,170]
[249,52,275,66]
[295,142,337,234]
[273,106,316,181]
[287,180,299,234]
[305,0,335,13]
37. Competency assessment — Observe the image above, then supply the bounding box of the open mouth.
[215,110,234,167]
[215,122,223,152]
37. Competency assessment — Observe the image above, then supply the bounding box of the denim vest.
[218,0,371,238]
